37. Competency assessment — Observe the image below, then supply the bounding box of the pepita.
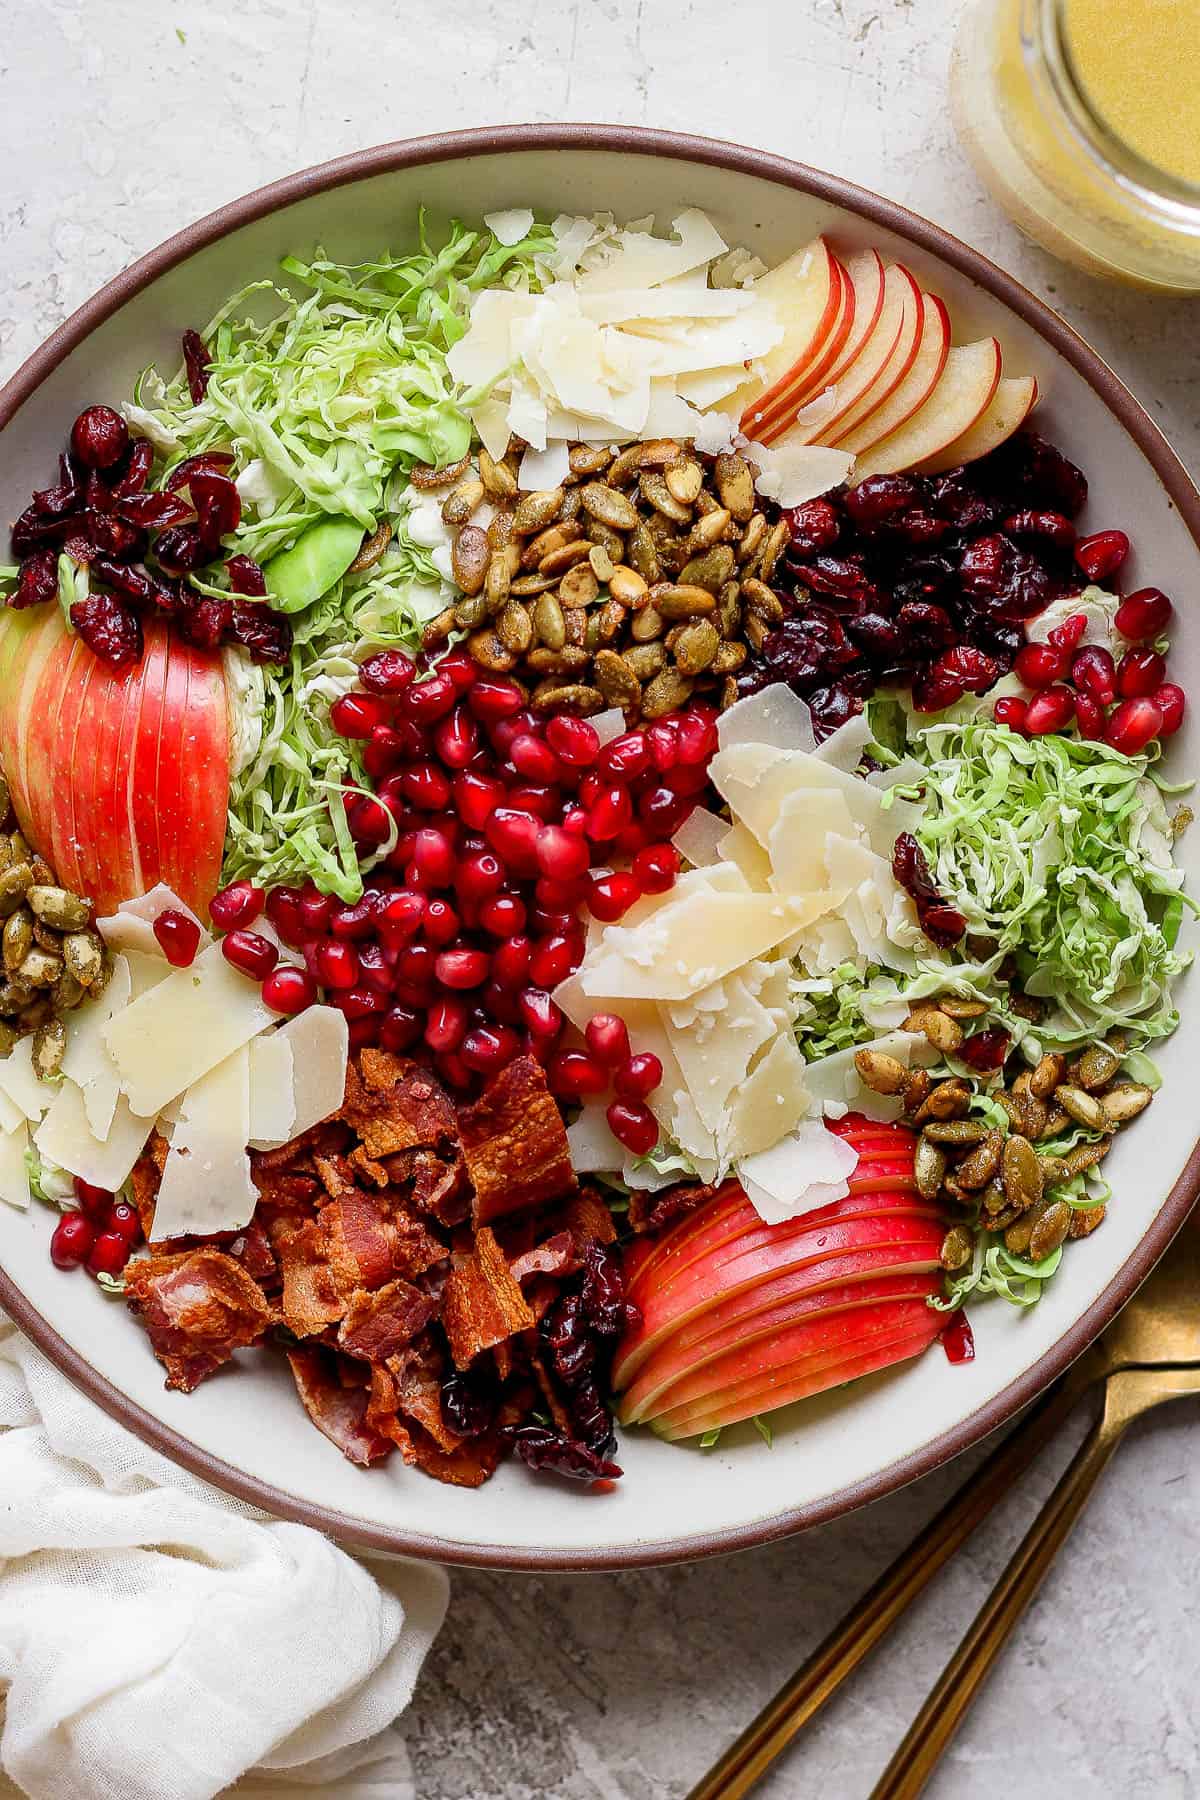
[484,556,511,612]
[654,584,717,620]
[903,1068,932,1114]
[714,454,755,521]
[466,628,517,672]
[625,642,667,680]
[569,445,612,477]
[588,543,617,583]
[539,541,593,579]
[19,948,63,988]
[347,522,392,573]
[2,908,33,975]
[687,507,732,550]
[559,563,601,608]
[757,519,790,583]
[27,885,92,932]
[609,565,649,606]
[1061,1138,1113,1176]
[912,1006,964,1054]
[938,997,989,1020]
[664,460,704,505]
[678,546,736,593]
[630,605,665,643]
[453,595,490,631]
[642,669,695,717]
[955,1129,1004,1189]
[1028,1052,1066,1098]
[496,602,533,654]
[915,1136,946,1200]
[442,478,486,525]
[593,650,642,708]
[921,1077,972,1121]
[1004,1197,1051,1256]
[0,863,32,905]
[530,682,604,715]
[639,472,693,524]
[1055,1084,1110,1131]
[1028,1199,1072,1261]
[509,571,559,598]
[673,620,721,675]
[627,521,662,584]
[479,448,518,499]
[1069,1205,1107,1239]
[738,513,768,564]
[740,577,784,624]
[853,1048,908,1094]
[1001,1134,1043,1213]
[411,453,471,490]
[451,525,490,596]
[512,488,565,535]
[581,483,639,531]
[606,445,646,488]
[532,592,567,650]
[711,640,747,674]
[1073,1044,1121,1091]
[940,1226,974,1271]
[923,1119,987,1146]
[31,1017,66,1081]
[1100,1082,1153,1124]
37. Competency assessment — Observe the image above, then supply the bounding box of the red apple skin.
[0,610,229,915]
[619,1267,941,1422]
[651,1318,943,1440]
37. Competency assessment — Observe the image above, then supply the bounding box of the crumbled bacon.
[509,1231,580,1285]
[628,1181,719,1235]
[441,1227,535,1369]
[407,1148,471,1226]
[125,1249,273,1392]
[337,1278,437,1361]
[286,1347,393,1467]
[458,1055,577,1227]
[339,1053,458,1159]
[270,1216,345,1337]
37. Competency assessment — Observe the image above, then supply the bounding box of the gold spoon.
[688,1219,1200,1800]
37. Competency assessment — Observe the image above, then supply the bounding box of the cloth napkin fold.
[0,1315,448,1800]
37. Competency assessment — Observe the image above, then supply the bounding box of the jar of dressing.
[951,0,1200,291]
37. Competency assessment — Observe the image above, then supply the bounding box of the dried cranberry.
[509,1425,621,1483]
[154,525,206,574]
[70,405,128,471]
[11,505,78,555]
[807,685,863,738]
[926,471,996,534]
[568,1379,619,1457]
[959,535,1053,620]
[784,497,841,554]
[911,646,999,712]
[180,597,234,651]
[580,1241,630,1337]
[892,832,966,946]
[189,470,241,552]
[110,440,154,499]
[441,1370,497,1439]
[11,550,58,609]
[86,510,145,560]
[229,601,292,664]
[164,451,236,493]
[888,508,948,548]
[32,458,83,517]
[543,1292,595,1386]
[1002,509,1076,549]
[115,490,193,531]
[847,612,903,659]
[226,554,267,596]
[895,601,955,651]
[793,555,883,612]
[841,473,920,530]
[91,558,154,604]
[182,329,211,404]
[1017,433,1089,517]
[71,593,143,667]
[960,1028,1010,1072]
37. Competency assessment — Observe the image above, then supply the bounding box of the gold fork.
[688,1218,1200,1800]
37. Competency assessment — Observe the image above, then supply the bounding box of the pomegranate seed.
[1074,529,1130,582]
[468,677,525,721]
[356,942,394,997]
[535,875,587,910]
[381,1004,423,1051]
[587,871,641,922]
[209,881,265,930]
[638,785,689,835]
[1047,611,1089,652]
[665,762,710,798]
[348,795,394,849]
[646,721,680,772]
[86,1230,130,1279]
[1014,642,1069,689]
[331,692,391,739]
[1154,683,1186,735]
[1023,686,1076,735]
[606,1100,659,1156]
[561,804,588,837]
[108,1201,142,1244]
[407,827,455,889]
[377,890,426,948]
[74,1178,113,1220]
[546,715,601,767]
[317,939,359,989]
[508,783,560,822]
[485,806,542,872]
[478,892,527,938]
[1105,696,1163,754]
[612,821,652,857]
[461,1024,521,1073]
[423,899,461,946]
[349,1016,384,1051]
[51,1213,95,1270]
[438,649,480,691]
[335,985,387,1020]
[613,1052,664,1100]
[518,987,563,1039]
[993,696,1028,732]
[511,733,565,785]
[152,908,202,967]
[262,963,317,1014]
[455,851,504,905]
[330,897,378,939]
[221,929,278,982]
[71,404,129,469]
[600,732,651,781]
[585,1013,630,1067]
[535,824,590,882]
[492,934,532,988]
[1073,691,1106,739]
[586,785,634,842]
[528,933,579,989]
[454,770,504,829]
[436,1049,473,1090]
[403,672,457,721]
[481,980,521,1025]
[298,886,335,934]
[1117,647,1166,698]
[433,705,479,770]
[436,946,491,989]
[1114,587,1172,642]
[675,711,718,766]
[548,1049,608,1099]
[358,649,416,694]
[265,886,306,947]
[1071,645,1117,704]
[531,906,577,937]
[425,996,469,1053]
[631,844,679,897]
[399,761,453,811]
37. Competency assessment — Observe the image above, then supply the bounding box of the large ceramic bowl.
[2,126,1197,1569]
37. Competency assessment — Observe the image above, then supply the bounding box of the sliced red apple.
[915,374,1040,475]
[724,239,845,425]
[788,248,886,410]
[752,262,921,447]
[833,293,950,453]
[650,1316,942,1440]
[849,338,1003,482]
[0,610,230,916]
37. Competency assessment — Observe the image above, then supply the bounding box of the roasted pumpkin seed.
[32,1017,66,1081]
[1028,1052,1066,1098]
[559,563,601,608]
[679,545,736,593]
[923,1119,987,1146]
[593,650,642,707]
[673,620,721,675]
[642,669,694,717]
[3,909,32,976]
[853,1048,908,1094]
[639,471,692,524]
[530,682,604,714]
[1073,1044,1121,1091]
[940,1226,974,1271]
[479,448,518,499]
[654,584,717,620]
[347,522,392,573]
[581,483,639,531]
[512,488,564,535]
[1055,1084,1109,1131]
[451,525,490,596]
[664,459,703,505]
[1100,1082,1152,1123]
[714,453,755,521]
[1068,1205,1107,1239]
[915,1136,947,1199]
[1028,1200,1072,1261]
[921,1078,973,1121]
[1001,1134,1043,1213]
[955,1129,1004,1189]
[442,478,485,525]
[28,885,92,931]
[467,627,517,672]
[609,565,649,606]
[411,453,471,490]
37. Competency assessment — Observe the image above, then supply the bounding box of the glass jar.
[951,0,1200,291]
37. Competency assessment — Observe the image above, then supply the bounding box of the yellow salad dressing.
[1065,0,1200,187]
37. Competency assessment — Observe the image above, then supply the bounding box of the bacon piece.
[388,1339,462,1451]
[407,1149,471,1227]
[441,1226,535,1369]
[405,1425,505,1489]
[337,1278,437,1361]
[348,1146,389,1188]
[125,1249,272,1392]
[558,1185,619,1248]
[313,1152,358,1203]
[251,1168,321,1209]
[628,1181,718,1235]
[509,1230,580,1285]
[286,1347,393,1467]
[323,1191,397,1294]
[388,1209,449,1281]
[227,1218,277,1286]
[269,1217,344,1336]
[457,1055,577,1227]
[253,1119,349,1172]
[129,1134,169,1241]
[339,1056,458,1160]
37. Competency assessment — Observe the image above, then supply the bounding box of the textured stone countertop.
[3,1,1199,1794]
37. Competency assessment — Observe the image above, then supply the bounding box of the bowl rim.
[2,122,1198,1570]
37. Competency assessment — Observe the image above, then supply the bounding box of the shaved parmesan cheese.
[672,806,728,869]
[581,889,806,1001]
[736,1118,859,1224]
[767,790,860,897]
[484,206,534,246]
[60,954,132,1138]
[718,821,774,892]
[675,365,753,407]
[0,1037,52,1122]
[665,971,776,1135]
[0,1086,22,1138]
[578,209,728,292]
[813,710,875,773]
[517,442,571,490]
[247,1031,297,1150]
[720,1032,810,1163]
[124,949,173,1001]
[471,396,514,462]
[153,1048,256,1241]
[103,943,275,1119]
[35,1084,155,1191]
[591,708,627,747]
[751,441,855,508]
[717,683,816,756]
[0,1122,29,1209]
[96,885,211,959]
[273,1006,349,1141]
[567,1104,626,1174]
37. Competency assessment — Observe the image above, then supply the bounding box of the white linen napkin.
[0,1314,448,1800]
